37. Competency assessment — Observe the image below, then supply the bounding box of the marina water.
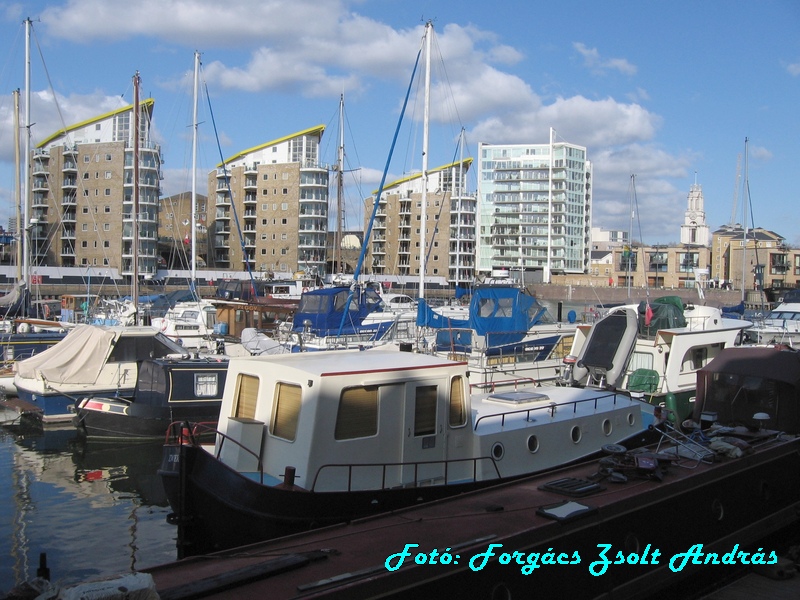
[0,422,177,592]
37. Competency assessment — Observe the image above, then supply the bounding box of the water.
[0,419,178,593]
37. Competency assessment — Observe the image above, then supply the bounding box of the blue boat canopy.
[292,286,386,336]
[417,285,549,347]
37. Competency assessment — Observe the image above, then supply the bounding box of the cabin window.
[334,386,378,440]
[449,376,466,427]
[414,385,437,436]
[195,373,219,397]
[271,382,301,441]
[233,374,258,420]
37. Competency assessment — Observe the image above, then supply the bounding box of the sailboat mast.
[191,51,200,290]
[336,93,344,274]
[419,21,432,301]
[132,71,140,319]
[22,18,31,288]
[741,137,749,303]
[13,89,22,282]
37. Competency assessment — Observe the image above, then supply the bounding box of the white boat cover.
[14,324,117,384]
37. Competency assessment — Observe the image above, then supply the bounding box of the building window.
[105,154,112,161]
[104,224,110,231]
[105,171,112,179]
[281,203,288,210]
[105,206,111,213]
[104,189,111,196]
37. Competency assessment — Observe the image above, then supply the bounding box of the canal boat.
[158,306,655,555]
[73,355,228,441]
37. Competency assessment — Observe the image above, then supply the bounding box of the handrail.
[165,421,503,492]
[472,390,628,432]
[308,455,502,493]
[165,420,266,484]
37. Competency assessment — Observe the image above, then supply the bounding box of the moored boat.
[13,324,189,423]
[562,296,750,423]
[158,310,656,556]
[145,425,800,599]
[73,355,228,441]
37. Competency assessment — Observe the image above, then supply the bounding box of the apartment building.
[207,125,328,277]
[362,159,476,288]
[31,99,161,277]
[477,135,592,283]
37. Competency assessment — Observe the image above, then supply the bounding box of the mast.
[418,21,432,301]
[335,93,344,274]
[132,71,140,320]
[741,137,749,303]
[191,51,200,292]
[13,89,22,282]
[22,18,31,289]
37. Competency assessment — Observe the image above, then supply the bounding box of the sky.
[0,0,797,248]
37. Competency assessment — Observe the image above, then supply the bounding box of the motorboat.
[74,355,228,441]
[13,325,189,423]
[562,296,751,424]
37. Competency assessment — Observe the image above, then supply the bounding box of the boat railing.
[470,377,538,393]
[472,390,629,432]
[309,455,503,492]
[166,421,266,480]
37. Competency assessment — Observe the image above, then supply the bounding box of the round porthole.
[602,418,613,436]
[527,435,540,453]
[712,498,724,521]
[627,412,635,426]
[571,425,582,444]
[490,583,511,600]
[492,442,505,460]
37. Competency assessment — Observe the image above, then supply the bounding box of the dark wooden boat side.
[146,433,800,600]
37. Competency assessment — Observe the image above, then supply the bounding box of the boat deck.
[143,430,800,600]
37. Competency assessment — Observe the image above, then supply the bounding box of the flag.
[645,302,653,326]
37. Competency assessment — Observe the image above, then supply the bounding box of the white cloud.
[573,42,637,76]
[787,62,800,76]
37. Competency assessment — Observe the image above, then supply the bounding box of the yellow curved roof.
[37,98,155,148]
[218,124,326,167]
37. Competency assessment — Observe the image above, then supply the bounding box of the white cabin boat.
[159,322,654,553]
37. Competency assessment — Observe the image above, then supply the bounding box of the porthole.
[627,412,635,426]
[602,419,613,436]
[492,442,505,460]
[490,583,511,600]
[712,498,724,521]
[571,425,582,444]
[527,435,540,453]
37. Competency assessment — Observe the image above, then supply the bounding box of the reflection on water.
[0,419,178,593]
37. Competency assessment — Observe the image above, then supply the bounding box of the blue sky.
[0,0,798,246]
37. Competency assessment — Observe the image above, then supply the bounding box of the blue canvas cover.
[417,286,548,347]
[292,286,386,335]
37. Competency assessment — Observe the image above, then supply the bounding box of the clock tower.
[680,181,710,246]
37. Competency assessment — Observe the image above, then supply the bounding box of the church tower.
[680,178,710,246]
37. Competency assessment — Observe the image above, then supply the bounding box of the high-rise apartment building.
[207,125,328,277]
[477,135,592,282]
[31,99,161,277]
[363,159,476,288]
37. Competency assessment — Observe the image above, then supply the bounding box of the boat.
[144,422,800,600]
[12,324,189,424]
[276,284,418,351]
[73,355,228,441]
[158,303,657,556]
[562,296,751,424]
[743,288,800,346]
[690,343,800,434]
[417,282,577,386]
[150,297,218,351]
